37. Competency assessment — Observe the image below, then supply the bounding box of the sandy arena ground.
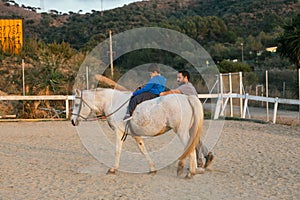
[0,120,299,199]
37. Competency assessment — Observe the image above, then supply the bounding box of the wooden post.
[22,59,25,96]
[219,74,224,116]
[214,97,222,119]
[242,93,248,119]
[229,73,233,117]
[239,72,243,117]
[261,85,264,107]
[266,70,269,121]
[273,97,279,124]
[86,66,89,90]
[109,30,114,78]
[65,99,69,119]
[298,69,300,123]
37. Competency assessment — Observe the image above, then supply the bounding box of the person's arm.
[159,89,181,96]
[133,83,154,96]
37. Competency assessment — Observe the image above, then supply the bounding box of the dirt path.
[0,120,299,199]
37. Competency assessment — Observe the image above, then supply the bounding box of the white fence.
[0,94,299,124]
[0,95,74,120]
[198,93,300,124]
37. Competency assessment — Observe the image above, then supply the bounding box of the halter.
[71,94,96,121]
[72,91,130,121]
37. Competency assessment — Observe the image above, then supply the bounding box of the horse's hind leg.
[134,136,156,174]
[186,149,197,179]
[178,150,203,178]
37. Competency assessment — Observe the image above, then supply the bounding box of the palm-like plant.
[277,14,300,69]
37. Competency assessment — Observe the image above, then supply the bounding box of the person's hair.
[148,64,160,73]
[178,70,190,81]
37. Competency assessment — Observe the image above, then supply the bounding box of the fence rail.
[0,94,299,124]
[0,95,74,119]
[198,93,300,124]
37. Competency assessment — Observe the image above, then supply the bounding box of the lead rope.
[86,97,131,121]
[90,97,131,141]
[100,97,131,120]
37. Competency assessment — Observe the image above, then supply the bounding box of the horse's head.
[71,89,95,126]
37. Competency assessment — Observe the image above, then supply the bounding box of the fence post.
[22,59,25,96]
[109,30,114,78]
[214,96,222,119]
[273,97,279,124]
[66,99,69,119]
[266,70,269,121]
[86,66,89,90]
[219,74,224,116]
[298,68,300,124]
[242,93,248,119]
[239,72,243,117]
[229,73,233,117]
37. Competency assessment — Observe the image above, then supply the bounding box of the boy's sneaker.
[123,114,132,122]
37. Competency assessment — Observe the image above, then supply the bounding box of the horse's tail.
[178,95,204,160]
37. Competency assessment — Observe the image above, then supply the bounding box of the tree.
[217,60,251,73]
[277,14,300,69]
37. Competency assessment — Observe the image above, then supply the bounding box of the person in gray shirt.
[160,70,214,168]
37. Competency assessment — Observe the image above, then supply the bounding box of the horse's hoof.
[196,167,205,174]
[177,161,184,176]
[185,172,194,179]
[106,168,116,175]
[149,170,157,175]
[177,168,184,177]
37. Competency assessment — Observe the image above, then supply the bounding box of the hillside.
[198,0,300,34]
[1,0,299,49]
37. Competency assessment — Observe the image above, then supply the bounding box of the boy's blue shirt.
[133,75,166,96]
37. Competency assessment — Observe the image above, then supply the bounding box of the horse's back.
[135,94,191,120]
[130,94,194,136]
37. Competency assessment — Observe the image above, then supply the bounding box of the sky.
[14,0,141,13]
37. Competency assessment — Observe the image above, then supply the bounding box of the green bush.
[218,60,251,73]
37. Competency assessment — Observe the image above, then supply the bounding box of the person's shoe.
[123,114,132,122]
[204,152,214,168]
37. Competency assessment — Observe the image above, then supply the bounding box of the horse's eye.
[75,103,79,107]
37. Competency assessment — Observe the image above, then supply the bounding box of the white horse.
[71,88,204,178]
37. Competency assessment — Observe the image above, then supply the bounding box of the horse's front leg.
[134,136,156,174]
[107,130,124,174]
